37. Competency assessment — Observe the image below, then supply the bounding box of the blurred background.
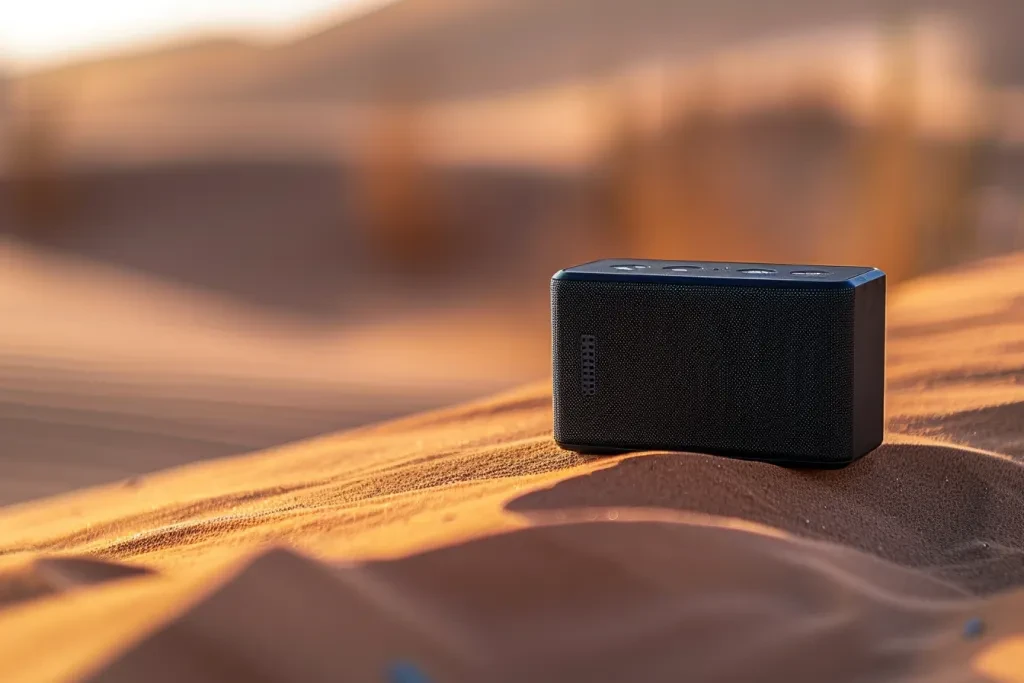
[1,0,1023,505]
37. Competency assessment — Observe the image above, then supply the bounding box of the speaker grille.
[581,334,597,396]
[552,279,859,462]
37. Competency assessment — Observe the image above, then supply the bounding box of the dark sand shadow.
[0,557,154,611]
[87,534,999,683]
[507,441,1024,594]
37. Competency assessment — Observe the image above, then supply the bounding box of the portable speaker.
[551,259,885,466]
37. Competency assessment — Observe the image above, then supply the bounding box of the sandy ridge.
[0,252,1019,681]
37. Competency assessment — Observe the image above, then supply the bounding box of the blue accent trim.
[847,268,886,288]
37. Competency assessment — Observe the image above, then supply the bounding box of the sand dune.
[22,0,1024,107]
[0,251,1020,681]
[79,531,984,683]
[16,0,1024,175]
[0,557,151,612]
[0,240,549,506]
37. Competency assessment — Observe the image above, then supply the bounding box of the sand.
[0,238,550,506]
[0,251,1021,682]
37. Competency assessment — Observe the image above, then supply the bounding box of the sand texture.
[0,252,1022,682]
[0,239,548,506]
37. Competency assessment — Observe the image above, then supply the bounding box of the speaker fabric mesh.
[552,278,871,464]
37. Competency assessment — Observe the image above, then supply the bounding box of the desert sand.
[0,238,551,506]
[0,251,1021,682]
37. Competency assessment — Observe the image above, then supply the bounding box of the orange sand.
[0,240,549,505]
[0,252,1022,682]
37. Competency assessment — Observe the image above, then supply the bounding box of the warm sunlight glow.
[0,0,386,67]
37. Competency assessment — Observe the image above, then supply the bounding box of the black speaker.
[551,259,885,466]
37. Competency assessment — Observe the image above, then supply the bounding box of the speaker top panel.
[554,259,883,289]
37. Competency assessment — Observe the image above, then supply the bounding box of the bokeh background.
[1,0,1023,505]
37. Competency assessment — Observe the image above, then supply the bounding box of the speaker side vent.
[581,334,596,396]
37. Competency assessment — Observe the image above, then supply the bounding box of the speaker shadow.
[506,440,1024,594]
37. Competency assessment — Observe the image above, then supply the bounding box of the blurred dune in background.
[1,0,1024,505]
[0,236,550,505]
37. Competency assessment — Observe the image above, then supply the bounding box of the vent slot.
[581,334,596,396]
